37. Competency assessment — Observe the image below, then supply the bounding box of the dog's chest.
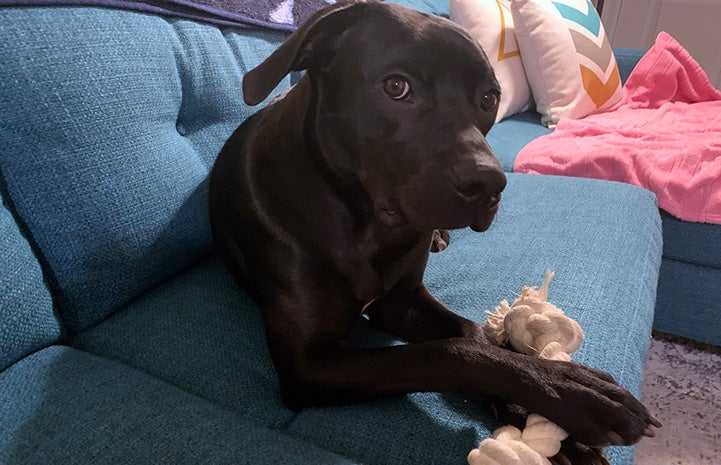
[351,231,432,309]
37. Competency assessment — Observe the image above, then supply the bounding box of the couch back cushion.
[0,7,289,332]
[0,193,62,371]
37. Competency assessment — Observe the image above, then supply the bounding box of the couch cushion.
[486,49,645,172]
[487,112,553,171]
[0,7,290,333]
[73,256,295,429]
[427,174,661,392]
[661,212,721,269]
[0,193,62,372]
[655,259,721,346]
[75,173,661,465]
[614,48,646,84]
[387,0,450,15]
[654,211,721,345]
[0,345,359,465]
[286,173,661,465]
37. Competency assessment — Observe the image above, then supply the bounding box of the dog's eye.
[383,77,411,100]
[480,90,499,112]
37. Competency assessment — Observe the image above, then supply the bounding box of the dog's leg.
[366,286,612,464]
[365,285,485,343]
[487,401,610,465]
[552,442,610,465]
[262,287,657,448]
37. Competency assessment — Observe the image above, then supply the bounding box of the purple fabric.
[1,0,336,30]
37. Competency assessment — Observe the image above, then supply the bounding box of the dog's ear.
[242,0,370,106]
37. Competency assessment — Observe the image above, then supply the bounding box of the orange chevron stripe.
[496,0,520,61]
[580,63,621,108]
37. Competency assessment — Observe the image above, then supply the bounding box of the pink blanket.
[514,32,721,224]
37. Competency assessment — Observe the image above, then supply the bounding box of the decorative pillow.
[450,0,534,122]
[510,0,622,127]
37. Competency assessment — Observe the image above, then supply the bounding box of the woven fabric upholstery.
[614,48,647,84]
[73,256,295,429]
[0,346,358,465]
[654,212,721,345]
[426,175,661,402]
[387,0,449,14]
[287,174,661,465]
[0,5,665,465]
[655,259,721,345]
[487,112,553,171]
[0,7,289,333]
[661,212,721,269]
[75,173,662,465]
[0,193,62,371]
[487,48,646,172]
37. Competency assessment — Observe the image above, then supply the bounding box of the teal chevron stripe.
[552,0,601,36]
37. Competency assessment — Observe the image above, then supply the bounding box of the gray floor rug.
[635,334,721,464]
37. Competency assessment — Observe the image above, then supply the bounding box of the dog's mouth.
[468,197,500,232]
[375,193,500,232]
[449,166,504,232]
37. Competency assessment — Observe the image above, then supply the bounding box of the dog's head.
[244,0,506,233]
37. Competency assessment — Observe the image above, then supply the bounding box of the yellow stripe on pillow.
[580,63,621,109]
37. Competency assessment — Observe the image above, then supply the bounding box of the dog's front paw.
[526,360,661,448]
[551,440,610,465]
[487,400,612,465]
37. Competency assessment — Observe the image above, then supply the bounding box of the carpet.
[636,334,721,464]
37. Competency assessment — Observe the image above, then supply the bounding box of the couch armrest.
[614,48,646,85]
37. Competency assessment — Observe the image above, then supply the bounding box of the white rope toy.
[468,271,584,465]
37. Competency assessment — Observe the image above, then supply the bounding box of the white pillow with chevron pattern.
[449,0,534,122]
[510,0,622,127]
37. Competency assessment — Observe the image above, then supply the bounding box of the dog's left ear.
[243,0,371,106]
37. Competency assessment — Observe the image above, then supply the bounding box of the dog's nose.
[454,164,507,200]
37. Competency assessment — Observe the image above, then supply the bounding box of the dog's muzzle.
[468,196,501,232]
[453,164,506,232]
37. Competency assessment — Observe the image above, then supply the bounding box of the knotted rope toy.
[468,271,584,465]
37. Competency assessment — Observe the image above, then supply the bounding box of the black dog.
[209,1,659,461]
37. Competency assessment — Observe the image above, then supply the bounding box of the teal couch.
[0,2,675,464]
[487,53,721,348]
